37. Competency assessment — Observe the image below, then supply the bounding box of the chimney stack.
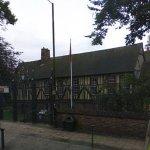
[41,47,50,62]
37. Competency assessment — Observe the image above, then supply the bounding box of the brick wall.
[56,113,148,138]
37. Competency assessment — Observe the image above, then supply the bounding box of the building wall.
[16,73,133,101]
[134,54,144,78]
[55,74,121,100]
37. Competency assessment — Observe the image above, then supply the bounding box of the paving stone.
[0,121,145,150]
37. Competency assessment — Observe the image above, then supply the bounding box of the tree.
[88,0,150,45]
[0,38,21,83]
[0,0,19,84]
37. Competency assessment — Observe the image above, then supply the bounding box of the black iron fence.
[4,79,148,123]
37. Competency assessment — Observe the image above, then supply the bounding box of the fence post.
[145,120,150,150]
[1,128,5,149]
[91,125,95,148]
[12,81,18,121]
[31,79,37,123]
[49,82,54,125]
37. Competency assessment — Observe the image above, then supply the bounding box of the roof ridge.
[55,42,143,59]
[17,43,141,79]
[21,43,143,64]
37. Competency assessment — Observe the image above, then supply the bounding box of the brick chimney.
[41,47,50,62]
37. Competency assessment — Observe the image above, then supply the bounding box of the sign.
[0,86,9,93]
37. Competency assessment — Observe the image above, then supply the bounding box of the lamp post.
[47,0,56,88]
[12,79,17,121]
[47,0,56,125]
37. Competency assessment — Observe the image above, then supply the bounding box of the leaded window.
[57,80,64,96]
[44,80,50,94]
[107,87,116,95]
[107,75,117,94]
[107,75,116,84]
[73,78,79,97]
[90,76,98,94]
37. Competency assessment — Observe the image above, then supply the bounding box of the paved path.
[0,121,145,150]
[5,134,99,150]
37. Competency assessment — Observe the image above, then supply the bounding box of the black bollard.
[1,128,5,149]
[91,125,95,148]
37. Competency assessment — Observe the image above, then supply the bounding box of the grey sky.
[2,0,148,62]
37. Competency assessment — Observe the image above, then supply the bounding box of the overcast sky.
[2,0,148,62]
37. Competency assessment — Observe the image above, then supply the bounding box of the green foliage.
[0,0,20,84]
[136,74,150,102]
[88,0,150,45]
[121,72,150,111]
[144,97,150,105]
[100,72,150,113]
[0,0,17,28]
[0,38,21,84]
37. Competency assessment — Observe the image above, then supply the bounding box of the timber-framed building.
[16,43,145,101]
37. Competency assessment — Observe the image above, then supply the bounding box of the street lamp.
[47,0,56,126]
[47,0,56,87]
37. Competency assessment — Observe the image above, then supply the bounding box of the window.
[44,80,50,94]
[107,87,116,95]
[106,75,117,94]
[107,75,116,84]
[134,70,140,79]
[73,78,79,97]
[90,76,98,94]
[57,80,64,96]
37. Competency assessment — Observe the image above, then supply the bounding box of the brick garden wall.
[56,113,148,138]
[15,100,149,138]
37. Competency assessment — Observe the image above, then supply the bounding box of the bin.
[63,116,76,131]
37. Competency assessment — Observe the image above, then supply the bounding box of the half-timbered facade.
[16,43,145,101]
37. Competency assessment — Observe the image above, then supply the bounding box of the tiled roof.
[17,43,143,79]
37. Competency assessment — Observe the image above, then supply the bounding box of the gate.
[11,78,56,124]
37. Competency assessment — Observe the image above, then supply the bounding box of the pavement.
[0,121,145,150]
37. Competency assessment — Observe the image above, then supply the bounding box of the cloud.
[2,0,148,62]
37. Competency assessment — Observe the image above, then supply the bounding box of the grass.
[148,145,150,150]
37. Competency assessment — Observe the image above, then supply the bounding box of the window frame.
[107,75,116,84]
[57,79,64,96]
[73,78,79,97]
[90,76,98,94]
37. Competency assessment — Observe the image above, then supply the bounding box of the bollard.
[1,128,5,149]
[91,125,95,148]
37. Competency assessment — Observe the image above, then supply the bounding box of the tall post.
[52,3,56,123]
[47,0,56,125]
[12,80,18,121]
[47,1,55,88]
[47,0,56,126]
[91,125,95,148]
[52,2,56,85]
[31,79,37,123]
[1,128,5,150]
[70,39,73,109]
